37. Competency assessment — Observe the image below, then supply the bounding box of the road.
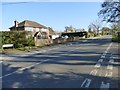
[1,35,120,89]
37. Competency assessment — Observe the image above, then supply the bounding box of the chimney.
[14,20,19,27]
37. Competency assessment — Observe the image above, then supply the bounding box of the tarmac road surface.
[1,35,120,89]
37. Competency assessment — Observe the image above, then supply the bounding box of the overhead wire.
[1,1,36,5]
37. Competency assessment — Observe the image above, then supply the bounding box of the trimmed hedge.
[0,31,35,48]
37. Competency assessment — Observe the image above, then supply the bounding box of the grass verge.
[111,35,120,42]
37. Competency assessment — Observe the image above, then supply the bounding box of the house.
[9,20,49,38]
[48,27,60,39]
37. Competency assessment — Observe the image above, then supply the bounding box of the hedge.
[0,31,35,48]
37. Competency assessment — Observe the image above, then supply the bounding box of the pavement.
[0,35,120,89]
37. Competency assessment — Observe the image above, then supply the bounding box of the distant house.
[9,20,49,38]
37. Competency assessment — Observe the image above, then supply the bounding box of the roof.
[34,31,49,38]
[49,29,57,35]
[9,20,47,29]
[48,27,57,35]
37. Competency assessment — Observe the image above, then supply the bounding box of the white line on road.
[19,59,50,71]
[104,51,108,54]
[101,55,105,58]
[81,78,92,88]
[100,81,110,89]
[94,63,101,68]
[109,59,114,63]
[90,69,97,75]
[98,59,103,62]
[0,71,18,79]
[0,59,51,79]
[106,43,112,51]
[107,65,113,70]
[105,71,113,78]
[102,53,106,56]
[104,43,112,54]
[110,56,113,59]
[82,40,87,42]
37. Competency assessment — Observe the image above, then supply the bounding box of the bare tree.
[65,25,75,32]
[88,20,102,34]
[98,0,120,23]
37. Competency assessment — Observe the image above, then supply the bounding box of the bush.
[111,35,120,42]
[1,31,35,48]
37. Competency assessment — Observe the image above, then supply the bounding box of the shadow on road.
[2,36,120,88]
[2,55,120,88]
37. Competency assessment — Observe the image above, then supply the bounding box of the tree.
[48,27,56,35]
[88,20,102,35]
[98,0,120,23]
[110,22,120,35]
[101,27,111,35]
[88,25,93,33]
[65,25,75,32]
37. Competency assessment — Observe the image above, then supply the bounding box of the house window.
[41,28,47,32]
[36,28,40,32]
[25,27,33,31]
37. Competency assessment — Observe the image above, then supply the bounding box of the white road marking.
[101,55,105,58]
[104,51,108,54]
[98,59,103,62]
[107,65,113,70]
[106,43,112,51]
[20,63,40,70]
[0,59,51,79]
[82,40,87,42]
[110,56,113,59]
[0,71,18,79]
[90,69,97,75]
[94,63,101,68]
[100,81,110,89]
[104,43,112,55]
[81,78,91,88]
[102,53,106,56]
[109,59,114,63]
[105,71,113,78]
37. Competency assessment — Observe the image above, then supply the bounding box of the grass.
[0,45,50,54]
[111,35,120,42]
[1,48,24,54]
[0,46,36,54]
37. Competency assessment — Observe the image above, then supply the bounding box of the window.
[36,28,40,32]
[25,27,33,31]
[41,28,47,32]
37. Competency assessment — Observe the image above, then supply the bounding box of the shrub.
[1,31,35,48]
[111,35,120,42]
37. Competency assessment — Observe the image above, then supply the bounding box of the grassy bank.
[111,35,120,42]
[0,46,39,54]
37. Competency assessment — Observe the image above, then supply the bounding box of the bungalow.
[9,20,50,38]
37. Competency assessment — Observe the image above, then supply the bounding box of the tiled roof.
[9,20,47,29]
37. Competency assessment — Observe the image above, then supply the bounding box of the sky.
[1,2,103,32]
[2,0,105,2]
